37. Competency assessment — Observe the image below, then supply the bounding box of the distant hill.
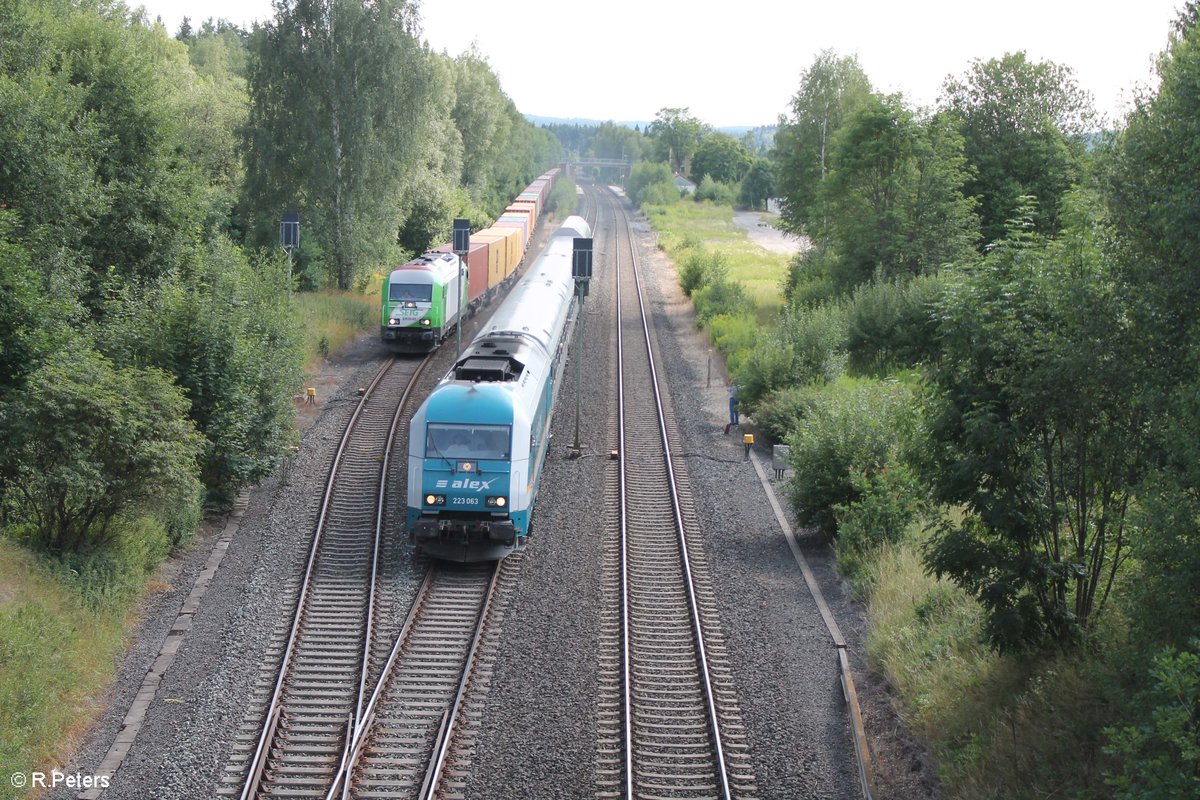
[525,114,771,137]
[525,115,653,130]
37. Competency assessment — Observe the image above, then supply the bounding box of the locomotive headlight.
[425,494,445,506]
[389,318,398,325]
[486,496,507,508]
[421,318,431,326]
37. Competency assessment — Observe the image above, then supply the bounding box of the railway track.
[595,187,758,799]
[220,354,430,800]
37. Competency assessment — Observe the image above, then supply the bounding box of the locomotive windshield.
[426,423,511,461]
[389,282,433,302]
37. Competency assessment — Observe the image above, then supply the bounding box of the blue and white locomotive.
[407,216,592,561]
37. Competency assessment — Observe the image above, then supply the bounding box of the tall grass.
[294,289,379,373]
[0,540,128,798]
[867,539,1121,797]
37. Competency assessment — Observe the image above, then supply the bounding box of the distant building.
[674,174,697,195]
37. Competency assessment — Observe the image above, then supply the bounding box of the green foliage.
[648,107,707,173]
[834,463,926,587]
[739,158,775,210]
[1126,470,1200,653]
[690,131,751,184]
[845,273,949,372]
[1107,21,1200,386]
[628,161,676,207]
[705,312,760,374]
[100,237,302,505]
[752,384,821,443]
[0,0,211,308]
[780,299,849,385]
[922,193,1144,652]
[547,177,578,217]
[783,245,841,307]
[819,95,978,289]
[941,51,1094,245]
[679,248,728,296]
[786,377,916,538]
[244,0,434,288]
[773,50,873,236]
[0,215,74,394]
[694,176,737,205]
[0,344,204,555]
[692,275,748,325]
[1105,641,1200,799]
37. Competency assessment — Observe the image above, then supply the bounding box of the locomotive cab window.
[389,283,433,302]
[426,423,511,461]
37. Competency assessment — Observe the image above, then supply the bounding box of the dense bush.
[786,377,916,538]
[781,300,849,385]
[100,237,302,506]
[0,344,204,555]
[845,273,948,372]
[693,276,748,324]
[752,383,822,442]
[834,463,926,586]
[694,176,738,205]
[783,246,842,308]
[705,313,760,375]
[679,249,728,297]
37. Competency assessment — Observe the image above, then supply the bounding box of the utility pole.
[569,236,593,458]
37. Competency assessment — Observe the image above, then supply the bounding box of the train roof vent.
[456,356,519,382]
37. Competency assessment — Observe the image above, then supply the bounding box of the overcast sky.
[137,0,1184,127]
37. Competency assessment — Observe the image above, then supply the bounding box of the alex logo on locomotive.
[434,478,497,491]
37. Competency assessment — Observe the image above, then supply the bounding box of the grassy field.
[643,201,791,316]
[0,541,129,799]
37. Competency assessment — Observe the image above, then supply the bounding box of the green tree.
[819,94,977,288]
[0,0,208,306]
[243,0,433,288]
[649,107,706,173]
[739,158,775,210]
[690,131,751,184]
[940,51,1094,245]
[0,344,204,554]
[773,50,872,236]
[1106,17,1200,655]
[923,195,1143,652]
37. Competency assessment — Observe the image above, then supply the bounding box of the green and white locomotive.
[380,251,466,353]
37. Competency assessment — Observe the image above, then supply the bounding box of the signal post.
[569,236,593,458]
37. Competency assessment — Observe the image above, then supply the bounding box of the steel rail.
[611,187,734,800]
[239,354,430,800]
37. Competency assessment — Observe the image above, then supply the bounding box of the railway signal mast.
[453,218,471,358]
[569,236,593,457]
[280,211,299,300]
